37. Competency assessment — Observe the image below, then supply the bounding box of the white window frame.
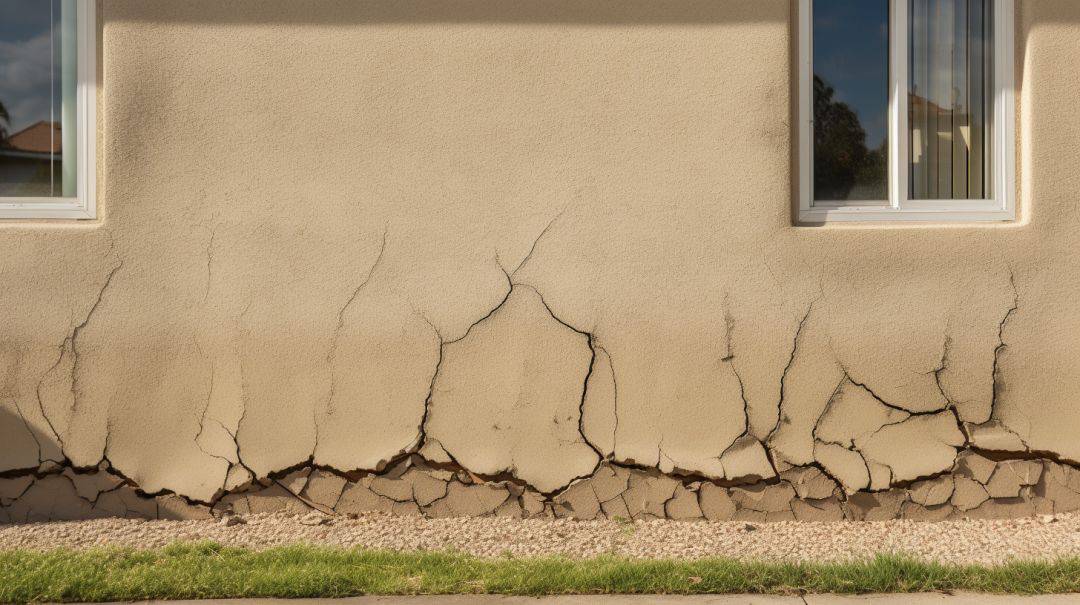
[798,0,1015,223]
[0,0,96,220]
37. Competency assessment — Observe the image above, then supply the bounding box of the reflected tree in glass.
[0,100,9,143]
[812,0,890,203]
[813,76,887,202]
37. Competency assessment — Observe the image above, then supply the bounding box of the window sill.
[0,199,96,220]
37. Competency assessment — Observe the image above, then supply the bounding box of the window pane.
[0,0,77,198]
[813,0,890,203]
[910,0,992,200]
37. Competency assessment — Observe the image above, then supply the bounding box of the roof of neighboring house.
[2,121,61,154]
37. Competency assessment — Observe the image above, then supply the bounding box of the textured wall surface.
[2,0,1080,523]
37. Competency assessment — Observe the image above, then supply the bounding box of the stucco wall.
[3,0,1080,522]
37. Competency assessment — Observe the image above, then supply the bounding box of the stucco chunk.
[956,452,998,484]
[495,498,523,518]
[783,467,838,500]
[665,485,703,520]
[336,483,395,515]
[909,476,955,507]
[720,436,776,481]
[239,485,310,515]
[730,483,795,514]
[64,468,124,503]
[858,413,965,484]
[157,495,213,520]
[3,475,92,522]
[814,443,869,493]
[984,460,1043,499]
[426,482,509,517]
[301,470,348,509]
[94,488,158,519]
[967,421,1027,452]
[410,471,449,507]
[0,476,34,503]
[369,475,414,502]
[1036,464,1080,514]
[621,473,679,519]
[699,483,737,521]
[791,498,845,522]
[521,491,547,517]
[901,502,954,522]
[587,465,630,503]
[223,466,253,492]
[553,480,601,520]
[961,499,1036,520]
[846,491,904,521]
[279,469,310,496]
[426,288,599,493]
[600,495,631,519]
[951,477,991,511]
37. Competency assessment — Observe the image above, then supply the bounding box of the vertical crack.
[202,227,216,303]
[765,301,815,446]
[989,271,1020,422]
[69,262,123,413]
[325,228,387,418]
[595,345,619,458]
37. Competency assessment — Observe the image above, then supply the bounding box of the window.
[0,0,95,219]
[798,0,1015,223]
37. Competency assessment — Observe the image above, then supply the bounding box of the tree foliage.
[813,75,886,201]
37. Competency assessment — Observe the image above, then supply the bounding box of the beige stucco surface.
[2,0,1080,521]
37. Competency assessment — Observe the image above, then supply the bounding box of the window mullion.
[889,0,911,211]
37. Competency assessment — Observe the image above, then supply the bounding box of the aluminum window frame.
[797,0,1015,224]
[0,0,96,220]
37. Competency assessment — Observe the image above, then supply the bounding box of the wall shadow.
[104,0,785,26]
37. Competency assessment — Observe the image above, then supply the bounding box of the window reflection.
[910,0,992,200]
[0,0,76,198]
[812,0,890,203]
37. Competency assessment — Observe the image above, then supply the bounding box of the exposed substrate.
[2,449,1079,525]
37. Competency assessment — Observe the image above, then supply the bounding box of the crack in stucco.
[324,229,388,419]
[30,259,124,464]
[843,371,949,418]
[202,227,216,303]
[5,227,1071,521]
[984,271,1022,434]
[597,345,620,457]
[764,301,815,457]
[68,262,123,415]
[931,335,955,408]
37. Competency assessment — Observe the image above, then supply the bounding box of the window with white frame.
[0,0,95,219]
[798,0,1015,223]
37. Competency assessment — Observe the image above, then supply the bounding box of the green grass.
[1,543,1078,603]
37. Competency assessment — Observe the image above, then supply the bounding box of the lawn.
[2,543,1078,602]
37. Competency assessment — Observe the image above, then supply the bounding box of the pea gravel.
[1,512,1078,565]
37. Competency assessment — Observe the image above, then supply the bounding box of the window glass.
[910,0,992,200]
[813,0,890,203]
[0,0,77,198]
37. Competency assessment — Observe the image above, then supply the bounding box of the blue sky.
[814,0,890,149]
[0,0,61,133]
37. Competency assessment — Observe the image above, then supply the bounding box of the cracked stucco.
[2,0,1080,521]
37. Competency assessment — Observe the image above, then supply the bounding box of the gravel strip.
[2,512,1078,565]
